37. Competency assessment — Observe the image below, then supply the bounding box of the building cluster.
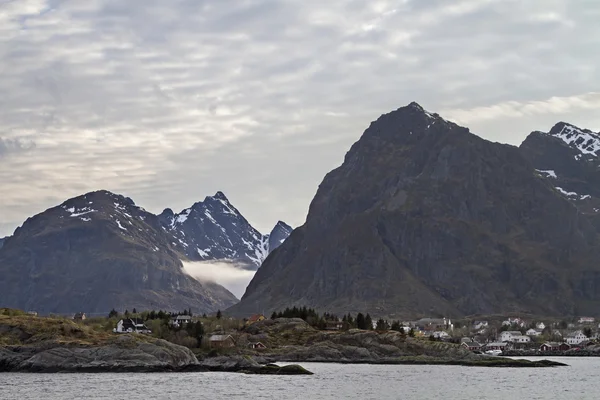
[460,316,600,353]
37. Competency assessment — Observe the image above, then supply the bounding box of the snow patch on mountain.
[537,169,557,178]
[552,123,600,155]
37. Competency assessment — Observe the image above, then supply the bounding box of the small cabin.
[73,312,86,321]
[209,334,236,349]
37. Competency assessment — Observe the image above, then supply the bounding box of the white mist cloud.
[181,260,255,299]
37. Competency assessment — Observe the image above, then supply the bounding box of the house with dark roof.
[540,342,570,352]
[73,312,86,320]
[170,315,192,327]
[114,318,151,334]
[248,342,267,350]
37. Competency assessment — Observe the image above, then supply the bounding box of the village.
[62,309,600,355]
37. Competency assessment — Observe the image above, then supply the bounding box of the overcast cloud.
[1,0,599,236]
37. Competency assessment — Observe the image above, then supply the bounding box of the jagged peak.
[548,122,600,156]
[159,208,174,218]
[272,220,292,231]
[408,101,424,110]
[212,191,229,201]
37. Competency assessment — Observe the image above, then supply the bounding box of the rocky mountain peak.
[267,221,293,253]
[158,192,291,268]
[547,122,600,157]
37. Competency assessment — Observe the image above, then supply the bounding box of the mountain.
[520,122,600,215]
[158,193,291,268]
[267,221,293,253]
[0,190,239,315]
[229,102,600,319]
[0,237,5,249]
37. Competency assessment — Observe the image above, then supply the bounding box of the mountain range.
[0,191,291,315]
[230,102,600,319]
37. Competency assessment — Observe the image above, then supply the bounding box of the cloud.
[0,137,36,156]
[1,0,600,236]
[181,260,256,299]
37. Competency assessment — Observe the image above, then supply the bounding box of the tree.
[317,318,327,330]
[559,320,568,329]
[365,314,373,330]
[391,321,401,332]
[271,311,278,320]
[376,318,389,331]
[216,310,222,319]
[429,334,436,341]
[584,327,592,338]
[132,308,137,314]
[356,313,366,330]
[124,309,130,317]
[108,309,118,318]
[409,328,415,337]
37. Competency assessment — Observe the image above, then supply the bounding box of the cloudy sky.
[1,0,599,237]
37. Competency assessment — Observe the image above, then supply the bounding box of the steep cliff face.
[230,103,600,318]
[0,190,238,314]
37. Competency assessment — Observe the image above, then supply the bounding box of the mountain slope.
[520,122,600,215]
[0,190,238,315]
[158,193,291,268]
[230,102,600,319]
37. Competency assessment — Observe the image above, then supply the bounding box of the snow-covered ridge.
[551,123,600,155]
[159,192,292,267]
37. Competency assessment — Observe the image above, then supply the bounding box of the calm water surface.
[0,357,597,399]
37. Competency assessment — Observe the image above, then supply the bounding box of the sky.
[1,0,599,237]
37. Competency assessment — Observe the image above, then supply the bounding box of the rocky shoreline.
[502,346,600,358]
[0,317,567,373]
[0,337,313,374]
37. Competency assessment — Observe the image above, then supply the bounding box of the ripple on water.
[1,358,599,400]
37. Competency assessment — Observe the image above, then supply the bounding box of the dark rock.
[230,102,600,318]
[0,337,199,373]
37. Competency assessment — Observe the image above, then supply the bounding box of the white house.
[511,335,531,343]
[566,330,588,345]
[500,331,523,342]
[473,321,488,330]
[114,318,151,334]
[502,318,525,327]
[170,315,192,327]
[526,329,542,337]
[536,322,546,330]
[432,331,450,339]
[578,317,595,324]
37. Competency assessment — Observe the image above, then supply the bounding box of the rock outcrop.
[0,335,199,372]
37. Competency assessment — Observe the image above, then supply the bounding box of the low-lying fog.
[182,260,256,299]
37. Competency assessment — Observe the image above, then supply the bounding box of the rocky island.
[0,312,564,372]
[0,311,311,374]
